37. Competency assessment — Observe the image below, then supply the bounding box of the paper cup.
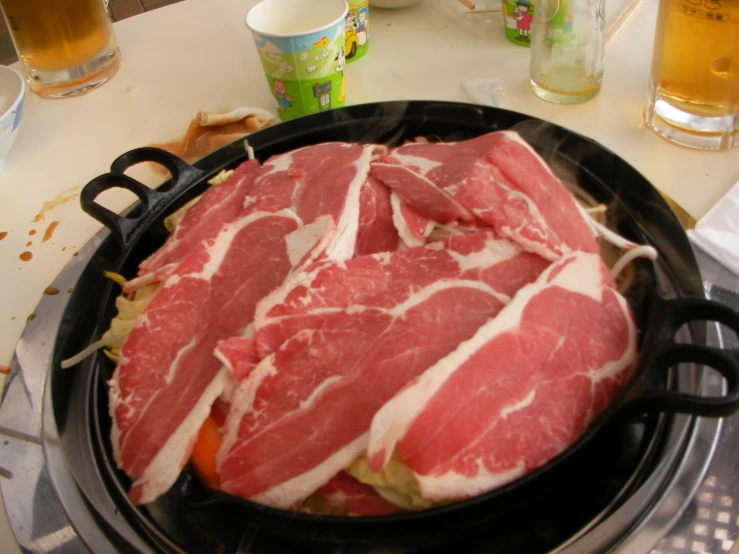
[346,1,369,63]
[246,0,348,121]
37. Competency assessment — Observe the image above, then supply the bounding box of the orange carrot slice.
[190,407,225,490]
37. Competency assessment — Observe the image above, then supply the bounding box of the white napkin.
[688,179,739,276]
[462,79,509,109]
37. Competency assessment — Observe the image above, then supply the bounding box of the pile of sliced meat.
[107,131,644,512]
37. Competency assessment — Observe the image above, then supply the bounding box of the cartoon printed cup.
[246,0,348,121]
[346,0,369,63]
[502,0,535,47]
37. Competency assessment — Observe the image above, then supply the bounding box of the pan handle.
[628,297,739,417]
[80,148,205,250]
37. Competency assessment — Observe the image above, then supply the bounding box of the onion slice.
[610,245,659,280]
[60,334,128,369]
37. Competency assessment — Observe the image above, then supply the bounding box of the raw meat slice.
[109,211,335,505]
[254,231,549,358]
[390,192,435,248]
[214,336,262,406]
[137,142,381,286]
[216,232,550,508]
[371,132,599,260]
[313,472,404,516]
[214,337,260,382]
[451,161,569,261]
[354,176,399,256]
[370,163,473,223]
[484,132,598,255]
[245,142,386,261]
[138,159,262,275]
[367,252,637,502]
[428,219,491,242]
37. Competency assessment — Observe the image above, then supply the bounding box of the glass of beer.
[0,0,121,99]
[644,0,739,151]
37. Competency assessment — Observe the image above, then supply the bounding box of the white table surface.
[0,0,737,551]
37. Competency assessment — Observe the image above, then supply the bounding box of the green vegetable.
[346,457,442,510]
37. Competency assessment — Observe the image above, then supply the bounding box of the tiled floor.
[0,0,183,66]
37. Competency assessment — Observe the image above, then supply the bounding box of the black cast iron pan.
[51,101,739,553]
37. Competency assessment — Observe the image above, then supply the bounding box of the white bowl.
[369,0,427,8]
[0,65,25,173]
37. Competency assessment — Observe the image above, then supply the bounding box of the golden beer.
[645,0,739,150]
[0,0,120,98]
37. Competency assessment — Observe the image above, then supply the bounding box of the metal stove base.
[1,234,737,554]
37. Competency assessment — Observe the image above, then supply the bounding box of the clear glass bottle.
[529,0,606,104]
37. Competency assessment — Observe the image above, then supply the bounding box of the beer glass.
[0,0,121,99]
[644,0,739,151]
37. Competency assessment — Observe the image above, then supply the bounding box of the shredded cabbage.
[346,457,440,510]
[102,282,162,362]
[102,169,234,358]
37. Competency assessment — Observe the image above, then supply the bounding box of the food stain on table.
[0,232,7,241]
[33,186,80,222]
[0,365,10,375]
[42,220,60,243]
[18,213,64,266]
[44,286,59,295]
